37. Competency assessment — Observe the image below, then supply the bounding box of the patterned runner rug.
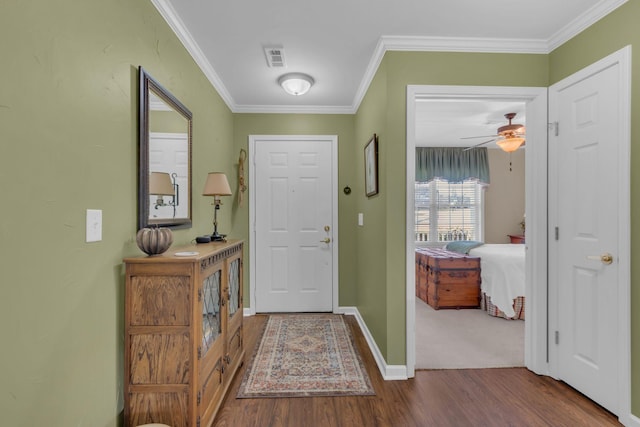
[237,314,375,398]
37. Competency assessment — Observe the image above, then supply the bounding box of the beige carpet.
[415,298,524,370]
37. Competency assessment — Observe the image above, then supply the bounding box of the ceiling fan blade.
[463,139,495,151]
[460,135,499,140]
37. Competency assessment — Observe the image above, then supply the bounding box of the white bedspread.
[469,244,525,318]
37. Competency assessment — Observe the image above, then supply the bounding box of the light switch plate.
[358,213,364,226]
[86,209,102,242]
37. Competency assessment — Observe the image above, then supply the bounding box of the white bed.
[468,244,525,318]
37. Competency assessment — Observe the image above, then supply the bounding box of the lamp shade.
[496,137,525,153]
[203,172,232,196]
[278,73,314,96]
[149,172,174,195]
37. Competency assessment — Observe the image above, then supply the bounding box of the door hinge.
[555,330,560,345]
[555,227,559,241]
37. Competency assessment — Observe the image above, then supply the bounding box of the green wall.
[548,0,640,415]
[354,51,549,364]
[353,60,391,359]
[231,114,358,306]
[2,0,638,424]
[351,1,640,413]
[0,1,234,426]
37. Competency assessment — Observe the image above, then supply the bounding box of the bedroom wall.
[354,51,548,364]
[547,0,640,415]
[0,1,234,425]
[484,149,526,243]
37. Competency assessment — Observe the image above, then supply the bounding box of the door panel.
[551,61,620,414]
[254,138,334,312]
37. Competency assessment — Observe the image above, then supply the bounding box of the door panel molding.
[548,45,631,423]
[248,135,339,314]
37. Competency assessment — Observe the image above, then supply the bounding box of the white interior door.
[149,132,189,219]
[549,47,630,417]
[252,136,336,313]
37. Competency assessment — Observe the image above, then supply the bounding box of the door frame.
[548,45,631,422]
[405,85,548,378]
[248,135,339,315]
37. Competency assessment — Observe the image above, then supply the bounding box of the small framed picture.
[364,134,378,197]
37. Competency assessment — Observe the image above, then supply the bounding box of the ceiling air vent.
[264,46,286,68]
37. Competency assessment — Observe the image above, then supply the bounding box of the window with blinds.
[415,179,483,243]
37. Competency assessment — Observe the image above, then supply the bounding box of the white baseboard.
[338,306,408,380]
[243,307,255,316]
[623,412,640,427]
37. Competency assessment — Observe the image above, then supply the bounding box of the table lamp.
[203,172,232,241]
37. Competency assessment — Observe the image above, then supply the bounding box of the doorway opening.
[405,85,548,379]
[413,99,526,370]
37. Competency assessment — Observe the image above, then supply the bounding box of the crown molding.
[547,0,628,51]
[382,35,549,54]
[152,0,627,115]
[150,0,236,111]
[349,38,387,115]
[349,35,548,113]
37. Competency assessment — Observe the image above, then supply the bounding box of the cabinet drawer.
[129,275,191,326]
[128,390,189,427]
[129,333,190,384]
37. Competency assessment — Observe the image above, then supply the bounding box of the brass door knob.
[320,237,331,243]
[586,253,613,265]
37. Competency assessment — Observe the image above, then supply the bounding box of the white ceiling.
[153,0,625,114]
[415,100,525,148]
[151,1,623,147]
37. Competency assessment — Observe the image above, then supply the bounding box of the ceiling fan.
[462,112,525,152]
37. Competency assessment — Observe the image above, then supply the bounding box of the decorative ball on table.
[136,226,173,255]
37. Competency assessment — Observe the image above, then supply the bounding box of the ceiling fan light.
[278,73,314,96]
[496,137,525,153]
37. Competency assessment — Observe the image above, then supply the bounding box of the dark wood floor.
[213,314,620,427]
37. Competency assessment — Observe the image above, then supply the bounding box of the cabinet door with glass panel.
[199,259,225,421]
[225,250,243,376]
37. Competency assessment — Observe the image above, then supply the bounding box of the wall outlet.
[86,209,102,242]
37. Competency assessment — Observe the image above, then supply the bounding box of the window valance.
[416,147,490,184]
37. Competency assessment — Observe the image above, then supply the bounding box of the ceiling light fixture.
[278,73,314,96]
[496,136,525,153]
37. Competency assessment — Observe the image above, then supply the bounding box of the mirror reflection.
[138,67,192,229]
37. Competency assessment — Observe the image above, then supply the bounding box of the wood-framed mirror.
[138,66,193,230]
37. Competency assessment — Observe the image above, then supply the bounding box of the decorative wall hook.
[238,149,247,206]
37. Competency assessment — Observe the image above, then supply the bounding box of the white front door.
[549,47,630,416]
[251,136,336,313]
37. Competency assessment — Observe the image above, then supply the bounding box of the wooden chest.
[415,250,429,303]
[416,248,481,309]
